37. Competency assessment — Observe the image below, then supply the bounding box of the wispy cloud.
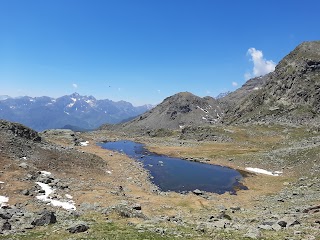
[245,48,276,80]
[72,83,78,89]
[232,81,238,87]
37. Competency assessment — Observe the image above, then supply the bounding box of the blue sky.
[1,0,319,106]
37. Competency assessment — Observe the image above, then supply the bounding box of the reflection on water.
[99,140,247,194]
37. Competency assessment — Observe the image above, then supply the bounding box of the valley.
[1,121,319,239]
[0,41,320,239]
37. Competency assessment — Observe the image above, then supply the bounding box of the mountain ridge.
[101,91,223,131]
[0,92,153,131]
[222,41,320,125]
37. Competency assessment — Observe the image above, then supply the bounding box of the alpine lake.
[99,140,247,194]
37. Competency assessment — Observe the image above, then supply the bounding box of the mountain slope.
[222,41,320,124]
[0,93,151,131]
[106,92,223,130]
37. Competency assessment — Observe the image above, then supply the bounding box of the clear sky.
[1,0,319,106]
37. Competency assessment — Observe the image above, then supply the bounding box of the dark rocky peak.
[163,92,216,109]
[0,119,41,142]
[116,92,223,130]
[70,92,80,98]
[275,41,320,73]
[222,40,320,125]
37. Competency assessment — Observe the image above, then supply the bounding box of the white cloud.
[245,48,276,80]
[232,81,238,87]
[72,83,78,88]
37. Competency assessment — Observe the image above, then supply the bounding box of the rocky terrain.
[1,119,319,239]
[101,92,223,133]
[222,41,320,125]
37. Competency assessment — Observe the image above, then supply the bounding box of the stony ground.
[0,122,319,239]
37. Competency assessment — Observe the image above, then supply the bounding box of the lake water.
[99,140,247,194]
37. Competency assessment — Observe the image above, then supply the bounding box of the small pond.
[99,140,247,194]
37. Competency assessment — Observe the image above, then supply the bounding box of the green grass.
[2,209,318,240]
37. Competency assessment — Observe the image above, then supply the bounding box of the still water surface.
[99,140,246,194]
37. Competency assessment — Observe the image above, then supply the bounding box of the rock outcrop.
[102,92,223,131]
[222,41,320,125]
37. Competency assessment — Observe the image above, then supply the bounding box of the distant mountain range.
[0,93,153,131]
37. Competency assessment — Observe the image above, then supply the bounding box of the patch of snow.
[40,171,51,176]
[0,181,4,184]
[0,195,9,207]
[22,157,27,160]
[29,99,34,102]
[179,125,184,129]
[202,116,207,120]
[85,100,95,107]
[197,106,209,113]
[35,182,76,210]
[71,97,77,102]
[64,111,70,115]
[106,170,112,174]
[245,167,282,176]
[67,102,75,108]
[80,141,89,146]
[253,87,260,90]
[65,194,73,199]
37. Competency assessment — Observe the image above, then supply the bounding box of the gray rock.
[21,189,30,196]
[0,210,12,220]
[1,221,11,231]
[244,228,261,239]
[258,224,272,230]
[212,220,227,228]
[277,217,300,228]
[277,220,287,228]
[132,203,142,211]
[271,223,282,231]
[105,203,148,220]
[193,189,203,195]
[67,224,89,233]
[19,162,28,169]
[230,206,241,211]
[31,211,57,226]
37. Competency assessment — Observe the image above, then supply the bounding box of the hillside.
[222,41,320,124]
[0,93,151,131]
[103,92,223,131]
